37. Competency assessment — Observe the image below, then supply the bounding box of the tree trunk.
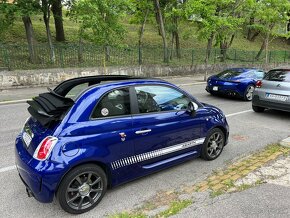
[265,32,270,64]
[154,0,168,63]
[170,32,174,60]
[247,16,255,40]
[52,0,65,42]
[138,9,149,47]
[173,16,181,59]
[22,16,38,63]
[255,39,266,60]
[42,0,55,63]
[205,32,214,64]
[219,33,235,62]
[250,30,260,42]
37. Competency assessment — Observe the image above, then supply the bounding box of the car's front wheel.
[57,164,107,214]
[201,128,225,161]
[244,84,255,101]
[252,105,265,113]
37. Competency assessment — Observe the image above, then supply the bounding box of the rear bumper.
[15,134,65,203]
[252,95,290,112]
[206,84,244,97]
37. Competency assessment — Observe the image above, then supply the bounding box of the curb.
[280,137,290,148]
[0,99,30,106]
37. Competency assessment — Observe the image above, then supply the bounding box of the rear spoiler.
[27,91,74,127]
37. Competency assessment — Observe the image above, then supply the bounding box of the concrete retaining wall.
[0,63,281,89]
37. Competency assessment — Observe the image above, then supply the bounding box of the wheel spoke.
[67,193,80,203]
[90,177,101,186]
[75,176,82,185]
[87,173,92,183]
[88,196,95,205]
[67,187,79,193]
[77,196,84,210]
[208,147,214,156]
[91,187,103,193]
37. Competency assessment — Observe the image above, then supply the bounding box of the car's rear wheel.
[57,164,107,214]
[252,105,265,113]
[201,128,225,161]
[244,85,255,101]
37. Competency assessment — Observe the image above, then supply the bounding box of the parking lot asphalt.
[0,78,289,217]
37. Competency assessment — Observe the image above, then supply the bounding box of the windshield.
[216,69,243,79]
[264,70,290,82]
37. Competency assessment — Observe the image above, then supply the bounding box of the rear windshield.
[264,70,290,82]
[216,69,243,79]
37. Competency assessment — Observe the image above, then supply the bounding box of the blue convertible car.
[206,68,265,101]
[15,75,229,214]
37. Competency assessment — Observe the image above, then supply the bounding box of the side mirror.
[187,101,199,116]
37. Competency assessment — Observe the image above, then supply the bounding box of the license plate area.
[212,86,218,91]
[265,93,289,102]
[23,132,32,147]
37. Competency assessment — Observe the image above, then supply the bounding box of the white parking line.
[225,109,253,117]
[0,108,253,174]
[177,82,206,87]
[0,165,16,173]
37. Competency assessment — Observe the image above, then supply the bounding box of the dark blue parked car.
[206,68,265,101]
[15,75,229,214]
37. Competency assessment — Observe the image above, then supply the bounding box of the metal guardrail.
[0,44,289,70]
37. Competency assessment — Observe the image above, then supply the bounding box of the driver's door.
[131,85,204,169]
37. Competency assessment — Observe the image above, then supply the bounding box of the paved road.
[0,80,289,217]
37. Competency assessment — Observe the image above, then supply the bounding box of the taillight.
[33,136,58,161]
[256,80,262,88]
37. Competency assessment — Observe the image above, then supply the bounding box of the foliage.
[68,0,131,46]
[248,0,290,38]
[0,1,16,37]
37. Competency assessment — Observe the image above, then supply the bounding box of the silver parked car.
[252,66,290,113]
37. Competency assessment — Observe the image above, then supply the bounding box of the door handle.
[135,129,152,135]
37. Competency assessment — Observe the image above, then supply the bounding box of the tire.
[252,105,265,113]
[209,91,217,96]
[201,128,225,161]
[243,84,255,101]
[57,164,107,214]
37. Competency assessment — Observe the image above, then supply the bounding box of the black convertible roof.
[54,75,146,96]
[28,75,146,127]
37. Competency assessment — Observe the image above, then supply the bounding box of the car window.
[264,70,290,82]
[91,88,130,118]
[253,71,264,79]
[216,69,243,79]
[65,83,89,100]
[135,85,190,113]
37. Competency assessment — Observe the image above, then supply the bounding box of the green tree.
[68,0,129,64]
[130,0,153,64]
[186,0,245,64]
[14,0,40,63]
[0,0,15,39]
[249,0,290,62]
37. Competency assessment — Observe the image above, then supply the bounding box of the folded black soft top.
[27,75,147,127]
[27,91,74,127]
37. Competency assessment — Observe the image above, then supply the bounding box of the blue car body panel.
[15,78,229,203]
[206,68,264,98]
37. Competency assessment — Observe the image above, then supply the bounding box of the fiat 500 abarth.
[15,75,229,214]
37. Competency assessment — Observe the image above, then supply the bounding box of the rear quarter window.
[264,70,290,82]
